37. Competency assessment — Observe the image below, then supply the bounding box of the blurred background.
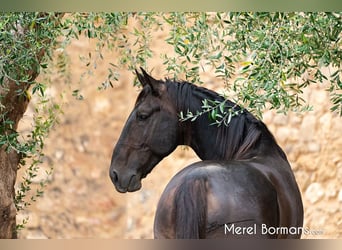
[15,24,341,239]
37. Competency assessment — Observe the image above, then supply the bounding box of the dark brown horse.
[109,68,303,239]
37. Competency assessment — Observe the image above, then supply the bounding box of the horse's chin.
[115,179,142,193]
[127,181,142,192]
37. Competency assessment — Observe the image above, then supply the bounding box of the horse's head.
[109,68,179,193]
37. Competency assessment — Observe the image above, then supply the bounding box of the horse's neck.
[168,81,285,161]
[168,81,218,158]
[180,117,242,160]
[187,119,285,161]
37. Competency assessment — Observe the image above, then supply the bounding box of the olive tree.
[0,12,340,238]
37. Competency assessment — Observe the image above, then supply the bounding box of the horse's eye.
[137,113,149,121]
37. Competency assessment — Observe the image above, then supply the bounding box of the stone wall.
[263,84,342,239]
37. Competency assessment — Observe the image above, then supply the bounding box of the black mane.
[165,80,287,161]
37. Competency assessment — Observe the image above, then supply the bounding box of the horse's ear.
[135,68,148,87]
[136,68,163,96]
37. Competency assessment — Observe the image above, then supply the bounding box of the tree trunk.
[0,12,63,238]
[0,75,31,238]
[0,146,22,238]
[0,70,35,238]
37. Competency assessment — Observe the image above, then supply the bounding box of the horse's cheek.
[151,120,177,155]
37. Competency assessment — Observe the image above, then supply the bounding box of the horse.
[109,68,303,239]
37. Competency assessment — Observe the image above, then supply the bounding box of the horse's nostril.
[111,170,119,183]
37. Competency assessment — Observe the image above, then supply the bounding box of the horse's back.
[154,161,279,239]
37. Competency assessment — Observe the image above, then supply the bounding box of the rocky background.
[16,33,341,239]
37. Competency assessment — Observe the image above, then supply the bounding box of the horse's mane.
[166,80,287,161]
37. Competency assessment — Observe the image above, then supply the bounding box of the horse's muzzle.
[110,169,142,193]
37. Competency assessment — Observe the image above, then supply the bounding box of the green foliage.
[0,13,61,85]
[58,12,159,87]
[0,13,63,232]
[13,99,60,231]
[180,99,244,127]
[161,12,341,118]
[63,12,341,117]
